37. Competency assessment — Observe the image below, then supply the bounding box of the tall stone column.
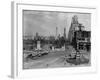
[37,41,41,50]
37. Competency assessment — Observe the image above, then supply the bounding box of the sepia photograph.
[23,10,91,69]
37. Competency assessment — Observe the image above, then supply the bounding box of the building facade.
[72,24,91,51]
[68,15,79,43]
[68,15,91,52]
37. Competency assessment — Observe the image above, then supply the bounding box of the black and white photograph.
[23,10,91,69]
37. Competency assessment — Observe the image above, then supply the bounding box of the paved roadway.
[23,46,90,69]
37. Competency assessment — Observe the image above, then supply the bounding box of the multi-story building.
[68,15,79,43]
[72,24,91,52]
[68,15,91,52]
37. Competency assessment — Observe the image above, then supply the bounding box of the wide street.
[23,46,90,69]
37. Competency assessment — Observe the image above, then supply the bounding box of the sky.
[23,10,91,38]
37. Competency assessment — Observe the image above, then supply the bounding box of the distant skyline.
[23,10,91,38]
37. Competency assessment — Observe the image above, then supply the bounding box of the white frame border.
[11,2,97,78]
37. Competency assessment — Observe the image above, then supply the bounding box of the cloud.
[23,10,91,37]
